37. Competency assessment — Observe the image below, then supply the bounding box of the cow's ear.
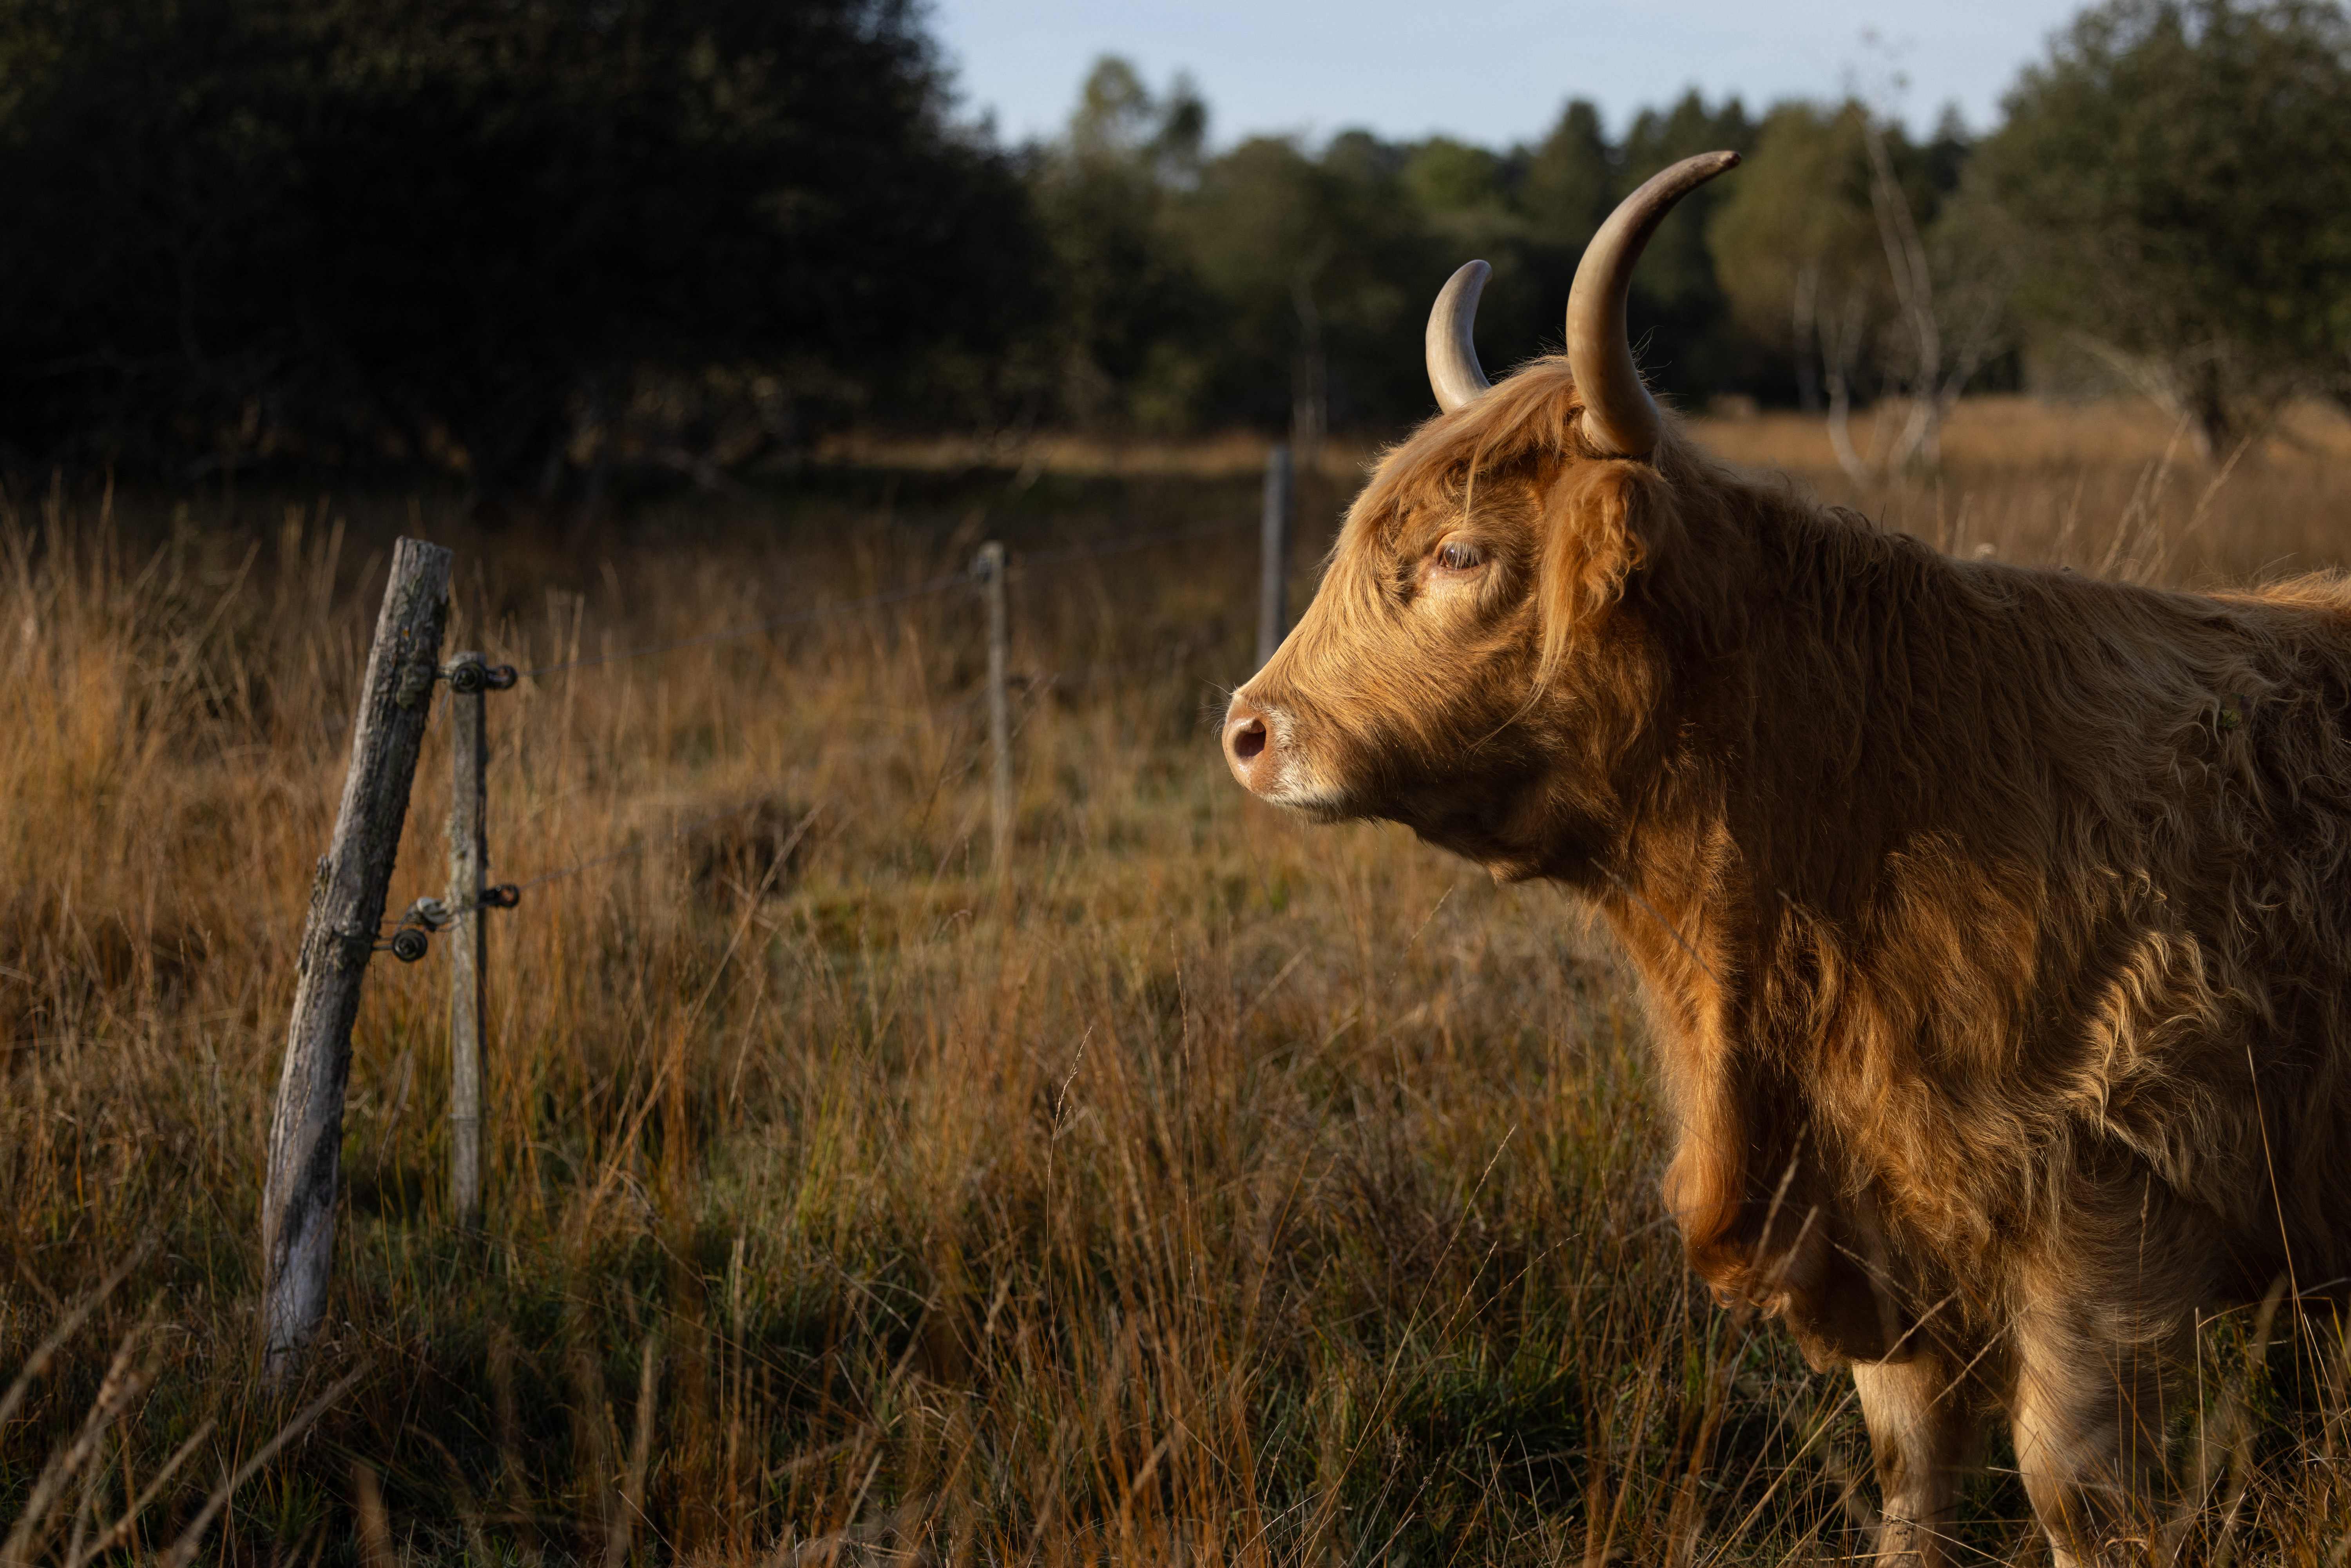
[1540,457,1684,632]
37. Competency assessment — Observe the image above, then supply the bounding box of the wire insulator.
[445,659,520,695]
[481,883,521,909]
[399,896,451,932]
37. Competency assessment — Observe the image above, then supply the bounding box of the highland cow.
[1221,151,2351,1566]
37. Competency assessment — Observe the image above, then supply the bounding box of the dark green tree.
[1708,102,1886,413]
[1170,127,1458,439]
[1976,0,2351,453]
[1027,58,1212,431]
[1521,100,1614,245]
[1706,99,2006,473]
[1400,134,1549,390]
[0,0,1042,487]
[1175,134,1359,439]
[1616,91,1758,398]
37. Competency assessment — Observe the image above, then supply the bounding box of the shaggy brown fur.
[1224,359,2351,1565]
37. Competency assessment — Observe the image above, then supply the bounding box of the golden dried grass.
[5,400,2351,1562]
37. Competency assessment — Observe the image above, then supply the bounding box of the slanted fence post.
[975,541,1013,877]
[1256,443,1294,670]
[444,653,513,1230]
[263,537,451,1380]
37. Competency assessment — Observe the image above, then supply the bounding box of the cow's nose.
[1223,695,1273,792]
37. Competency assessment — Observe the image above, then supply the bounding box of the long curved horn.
[1566,150,1740,458]
[1424,259,1492,413]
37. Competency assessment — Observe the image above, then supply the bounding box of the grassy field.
[7,396,2351,1564]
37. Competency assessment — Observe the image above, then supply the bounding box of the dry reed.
[5,399,2351,1563]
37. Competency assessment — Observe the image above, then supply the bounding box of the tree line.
[1,0,2346,493]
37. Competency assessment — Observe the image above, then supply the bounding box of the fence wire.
[514,516,1257,681]
[1013,516,1258,570]
[364,514,1262,960]
[465,661,1110,906]
[517,571,969,679]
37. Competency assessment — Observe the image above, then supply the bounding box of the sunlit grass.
[7,402,2351,1562]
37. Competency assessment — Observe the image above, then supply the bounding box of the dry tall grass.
[6,399,2351,1563]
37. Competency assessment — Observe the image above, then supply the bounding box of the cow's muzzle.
[1222,693,1276,795]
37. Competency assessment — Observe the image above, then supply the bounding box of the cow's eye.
[1435,540,1484,572]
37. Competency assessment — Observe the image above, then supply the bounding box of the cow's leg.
[2008,1300,2172,1567]
[1852,1351,1978,1568]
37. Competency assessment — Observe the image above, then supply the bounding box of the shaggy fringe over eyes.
[1348,357,1683,699]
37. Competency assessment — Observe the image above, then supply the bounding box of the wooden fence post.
[1256,443,1294,669]
[263,537,451,1380]
[976,542,1012,876]
[446,654,490,1229]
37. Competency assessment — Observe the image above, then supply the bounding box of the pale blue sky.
[931,0,2095,148]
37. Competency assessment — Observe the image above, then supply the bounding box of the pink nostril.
[1223,697,1277,790]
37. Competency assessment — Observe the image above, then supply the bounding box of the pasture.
[8,395,2351,1563]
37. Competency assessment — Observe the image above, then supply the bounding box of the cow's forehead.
[1363,456,1543,537]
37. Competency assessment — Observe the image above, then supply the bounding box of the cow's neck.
[1605,484,2024,973]
[1583,486,2069,1333]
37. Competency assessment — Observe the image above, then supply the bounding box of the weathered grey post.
[446,654,489,1229]
[263,537,451,1379]
[976,542,1013,875]
[1256,443,1295,669]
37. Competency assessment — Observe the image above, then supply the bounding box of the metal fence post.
[976,542,1012,876]
[1256,443,1294,669]
[263,537,451,1380]
[444,653,500,1230]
